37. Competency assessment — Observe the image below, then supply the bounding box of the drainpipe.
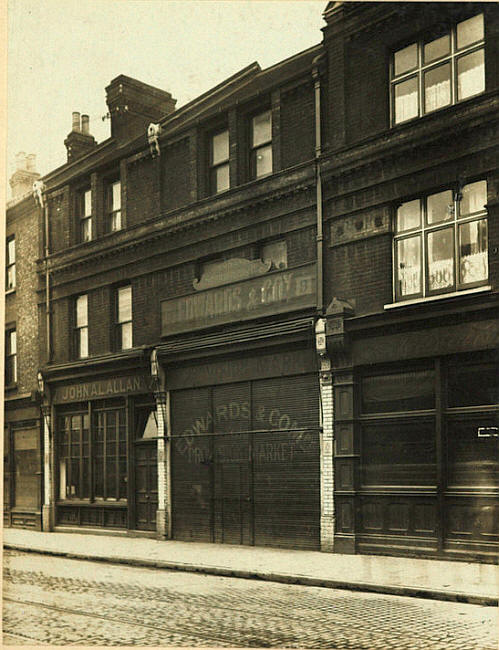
[33,180,51,361]
[313,53,325,315]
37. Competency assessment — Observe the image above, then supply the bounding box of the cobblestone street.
[3,550,497,648]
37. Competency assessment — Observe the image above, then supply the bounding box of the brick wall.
[161,137,192,211]
[326,235,392,316]
[5,200,40,393]
[127,157,159,227]
[280,83,315,169]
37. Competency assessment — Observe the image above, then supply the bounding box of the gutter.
[312,52,326,315]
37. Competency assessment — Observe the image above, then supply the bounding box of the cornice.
[321,92,499,184]
[44,162,316,275]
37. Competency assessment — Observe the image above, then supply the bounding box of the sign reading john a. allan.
[54,374,154,404]
[161,263,316,336]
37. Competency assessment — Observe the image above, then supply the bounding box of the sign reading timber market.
[161,263,317,336]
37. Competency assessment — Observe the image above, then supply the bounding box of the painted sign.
[54,374,154,404]
[161,263,316,336]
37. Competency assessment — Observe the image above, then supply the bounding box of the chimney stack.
[10,152,40,199]
[65,110,96,162]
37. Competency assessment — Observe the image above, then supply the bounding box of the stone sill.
[384,286,492,310]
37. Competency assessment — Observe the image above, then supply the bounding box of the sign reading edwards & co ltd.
[161,263,316,336]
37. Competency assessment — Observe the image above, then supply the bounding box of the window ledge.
[5,288,16,296]
[384,285,491,310]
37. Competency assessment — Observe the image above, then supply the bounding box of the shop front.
[45,365,158,534]
[331,308,499,563]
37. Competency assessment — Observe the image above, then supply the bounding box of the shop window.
[361,420,436,487]
[94,408,127,500]
[391,14,485,125]
[74,294,88,359]
[5,329,17,385]
[136,406,158,439]
[76,188,92,242]
[209,129,230,195]
[261,240,287,271]
[116,285,132,350]
[13,429,39,508]
[59,413,90,499]
[106,180,121,232]
[250,110,272,179]
[6,236,15,290]
[448,361,499,407]
[361,369,435,413]
[446,415,499,488]
[394,180,488,301]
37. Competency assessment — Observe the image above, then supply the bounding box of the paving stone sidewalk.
[3,528,498,605]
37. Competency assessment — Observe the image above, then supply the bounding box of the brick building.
[8,2,498,562]
[4,154,44,529]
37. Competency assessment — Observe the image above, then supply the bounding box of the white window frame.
[74,294,89,358]
[6,236,15,290]
[5,328,17,384]
[209,129,230,195]
[78,189,92,242]
[107,180,122,232]
[393,180,488,303]
[250,110,272,179]
[390,13,485,126]
[117,285,132,350]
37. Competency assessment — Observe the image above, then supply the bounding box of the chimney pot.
[26,154,37,172]
[72,111,81,132]
[16,151,27,170]
[81,114,90,135]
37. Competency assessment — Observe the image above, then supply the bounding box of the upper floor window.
[74,294,88,358]
[5,329,17,385]
[251,110,272,179]
[116,285,132,350]
[209,130,230,194]
[391,13,485,125]
[261,239,288,271]
[394,180,488,301]
[77,189,92,242]
[106,181,121,232]
[6,236,15,290]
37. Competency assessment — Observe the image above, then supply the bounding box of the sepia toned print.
[4,1,498,648]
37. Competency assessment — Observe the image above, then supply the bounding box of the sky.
[7,0,326,190]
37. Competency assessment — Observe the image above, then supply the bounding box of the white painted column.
[155,389,171,539]
[41,405,54,531]
[316,318,335,552]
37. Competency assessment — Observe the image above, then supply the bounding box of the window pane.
[13,430,39,508]
[118,286,132,322]
[424,34,450,64]
[112,182,121,210]
[84,190,92,217]
[9,330,16,354]
[427,228,454,292]
[255,144,272,177]
[448,362,499,407]
[111,210,121,231]
[8,238,15,264]
[424,63,451,112]
[394,77,418,123]
[457,49,485,101]
[447,416,499,488]
[396,235,422,298]
[81,217,91,242]
[394,43,418,76]
[76,295,88,326]
[396,199,421,232]
[427,189,454,225]
[79,327,88,358]
[361,421,436,486]
[121,322,133,349]
[459,219,488,285]
[215,163,230,193]
[252,111,271,147]
[262,240,287,270]
[460,180,487,215]
[211,130,229,165]
[457,14,484,50]
[362,370,435,413]
[7,266,16,289]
